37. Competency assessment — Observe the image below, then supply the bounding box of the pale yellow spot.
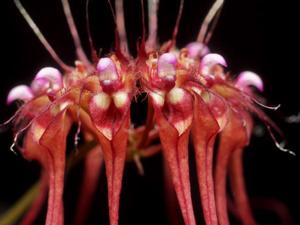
[99,71,118,81]
[174,116,193,136]
[191,86,202,95]
[93,93,111,110]
[150,91,165,106]
[33,124,45,141]
[113,91,129,108]
[59,101,71,111]
[50,105,60,116]
[167,87,185,104]
[101,127,112,141]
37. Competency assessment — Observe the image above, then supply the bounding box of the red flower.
[2,1,294,225]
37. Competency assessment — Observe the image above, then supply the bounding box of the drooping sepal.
[150,87,196,225]
[214,109,252,225]
[191,92,220,225]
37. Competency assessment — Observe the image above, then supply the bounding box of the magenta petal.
[7,85,34,104]
[235,71,264,92]
[186,42,210,58]
[97,57,119,80]
[157,53,177,78]
[34,67,63,87]
[201,53,227,68]
[31,78,51,95]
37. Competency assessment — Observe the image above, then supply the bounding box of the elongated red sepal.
[39,110,72,225]
[229,148,257,225]
[215,110,250,225]
[191,93,219,225]
[95,116,129,225]
[227,111,257,225]
[73,146,103,225]
[89,89,130,225]
[151,88,196,225]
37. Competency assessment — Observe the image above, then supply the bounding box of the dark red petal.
[191,93,219,225]
[39,109,72,225]
[73,146,103,225]
[214,110,250,225]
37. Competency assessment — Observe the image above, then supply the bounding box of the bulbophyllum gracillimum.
[1,0,295,225]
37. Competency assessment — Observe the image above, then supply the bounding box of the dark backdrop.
[0,0,299,225]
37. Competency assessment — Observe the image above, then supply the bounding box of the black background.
[0,0,299,225]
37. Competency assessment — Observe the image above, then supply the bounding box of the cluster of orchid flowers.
[2,0,291,225]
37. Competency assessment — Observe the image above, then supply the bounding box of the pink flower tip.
[31,67,63,95]
[186,42,210,58]
[7,85,34,104]
[158,53,177,66]
[96,58,119,80]
[158,53,177,78]
[235,71,264,92]
[34,67,63,87]
[201,53,227,68]
[31,77,51,95]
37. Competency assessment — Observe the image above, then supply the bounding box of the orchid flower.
[1,0,295,225]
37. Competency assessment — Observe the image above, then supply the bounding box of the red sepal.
[73,146,103,225]
[214,109,251,225]
[191,93,220,225]
[39,109,72,225]
[151,89,196,225]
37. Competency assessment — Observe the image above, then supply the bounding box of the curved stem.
[0,183,39,225]
[115,0,129,55]
[146,0,159,50]
[61,0,93,70]
[14,0,73,72]
[197,0,224,44]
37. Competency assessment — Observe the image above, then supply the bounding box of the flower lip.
[30,67,63,95]
[157,53,177,78]
[31,77,50,95]
[201,53,227,68]
[97,58,119,81]
[7,85,34,104]
[235,71,264,92]
[200,53,227,78]
[34,67,63,87]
